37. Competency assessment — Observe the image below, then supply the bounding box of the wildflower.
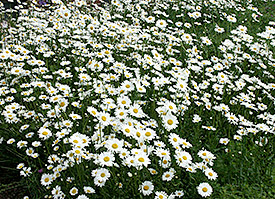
[197,182,213,197]
[92,168,111,181]
[215,26,225,33]
[105,138,124,153]
[175,150,192,168]
[20,167,32,177]
[174,190,184,197]
[227,15,237,23]
[192,114,202,123]
[139,181,154,196]
[69,113,82,120]
[70,187,78,196]
[41,173,54,186]
[129,104,145,118]
[204,168,218,180]
[98,151,115,167]
[162,114,179,131]
[84,186,95,194]
[219,138,230,145]
[234,135,242,141]
[134,152,151,167]
[17,163,25,169]
[162,170,174,181]
[38,127,52,140]
[76,195,89,199]
[155,191,168,199]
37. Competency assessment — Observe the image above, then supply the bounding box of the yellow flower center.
[167,119,173,125]
[145,132,151,136]
[72,189,77,194]
[60,102,65,107]
[42,131,48,135]
[75,150,80,154]
[202,187,208,192]
[138,157,145,162]
[102,116,107,121]
[104,157,110,162]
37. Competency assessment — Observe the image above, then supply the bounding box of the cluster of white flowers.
[0,0,274,198]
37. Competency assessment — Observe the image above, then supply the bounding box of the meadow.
[0,0,275,198]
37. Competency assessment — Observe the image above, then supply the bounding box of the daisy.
[159,157,171,169]
[227,15,237,23]
[94,178,106,187]
[70,187,78,196]
[192,114,202,123]
[175,150,193,167]
[146,16,155,23]
[121,80,135,92]
[87,106,98,117]
[143,128,157,141]
[76,195,89,199]
[234,135,242,141]
[20,167,32,177]
[17,141,28,149]
[197,150,215,161]
[97,112,111,126]
[41,173,54,186]
[155,191,168,199]
[17,163,25,169]
[51,185,63,198]
[83,186,95,194]
[162,113,179,131]
[156,19,167,29]
[162,170,174,181]
[197,182,213,197]
[114,107,128,119]
[214,26,225,33]
[174,190,184,197]
[105,138,124,153]
[134,152,151,168]
[168,133,182,148]
[93,168,111,181]
[181,139,192,149]
[204,168,218,180]
[129,104,145,118]
[98,151,115,167]
[38,127,52,140]
[139,181,154,196]
[219,138,230,145]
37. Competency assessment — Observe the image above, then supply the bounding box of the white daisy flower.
[197,182,213,197]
